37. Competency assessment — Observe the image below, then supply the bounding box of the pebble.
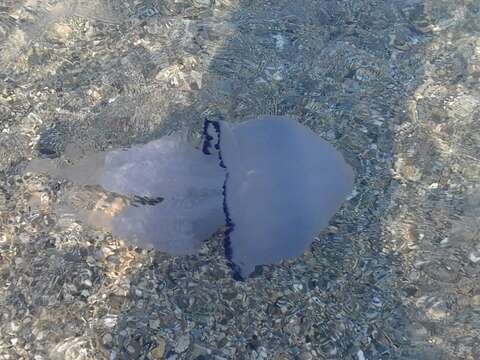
[19,233,30,244]
[298,350,313,360]
[149,319,160,329]
[356,349,366,360]
[273,34,286,50]
[149,338,166,359]
[193,0,211,6]
[469,251,480,263]
[103,315,118,328]
[102,333,113,345]
[175,334,190,353]
[49,23,72,42]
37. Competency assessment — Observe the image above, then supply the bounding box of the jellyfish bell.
[204,116,354,279]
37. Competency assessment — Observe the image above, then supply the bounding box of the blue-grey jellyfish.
[26,116,354,279]
[202,117,354,279]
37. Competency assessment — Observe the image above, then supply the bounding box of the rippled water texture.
[1,0,479,359]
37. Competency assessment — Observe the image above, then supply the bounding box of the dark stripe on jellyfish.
[202,118,243,281]
[201,118,214,155]
[222,172,243,281]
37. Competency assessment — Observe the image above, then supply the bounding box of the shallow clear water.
[1,0,479,359]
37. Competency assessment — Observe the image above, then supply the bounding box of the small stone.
[175,334,190,353]
[126,340,141,356]
[149,338,166,359]
[193,0,211,7]
[428,182,439,189]
[403,285,418,297]
[191,343,211,357]
[356,349,366,360]
[19,233,30,244]
[471,295,480,307]
[293,283,303,292]
[273,34,286,49]
[49,23,72,42]
[258,349,268,359]
[389,33,410,51]
[272,71,284,81]
[298,350,313,360]
[372,296,383,307]
[469,251,480,263]
[425,300,448,320]
[102,333,113,345]
[104,315,118,328]
[149,319,160,329]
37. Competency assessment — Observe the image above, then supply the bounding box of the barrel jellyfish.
[27,116,354,280]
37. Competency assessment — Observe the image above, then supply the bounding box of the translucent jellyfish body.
[27,116,354,279]
[203,116,354,279]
